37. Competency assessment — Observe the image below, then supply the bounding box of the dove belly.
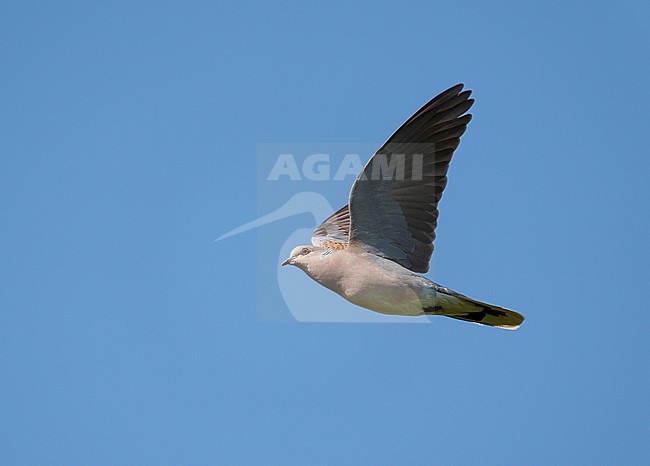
[335,258,433,316]
[344,285,428,316]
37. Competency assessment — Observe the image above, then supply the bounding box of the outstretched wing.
[311,204,350,247]
[347,84,474,273]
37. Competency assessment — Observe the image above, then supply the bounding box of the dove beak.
[281,258,291,267]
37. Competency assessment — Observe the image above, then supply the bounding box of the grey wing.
[347,84,474,273]
[311,204,350,246]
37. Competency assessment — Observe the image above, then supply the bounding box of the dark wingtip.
[432,83,465,102]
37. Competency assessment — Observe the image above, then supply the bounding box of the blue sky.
[1,1,649,464]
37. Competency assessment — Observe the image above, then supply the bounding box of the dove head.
[281,245,319,269]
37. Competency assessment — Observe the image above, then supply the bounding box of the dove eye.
[300,248,310,255]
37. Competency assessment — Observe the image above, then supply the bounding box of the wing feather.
[311,204,350,247]
[347,84,475,272]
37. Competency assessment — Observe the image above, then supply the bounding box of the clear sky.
[1,1,649,464]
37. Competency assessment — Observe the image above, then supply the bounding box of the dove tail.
[423,288,525,330]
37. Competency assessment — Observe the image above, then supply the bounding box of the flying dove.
[281,84,525,329]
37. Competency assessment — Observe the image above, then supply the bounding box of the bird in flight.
[281,84,525,329]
